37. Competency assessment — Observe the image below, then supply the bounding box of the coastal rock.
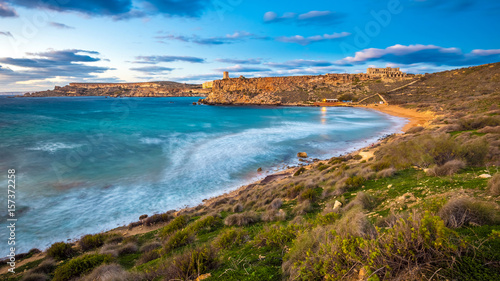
[257,167,262,172]
[297,152,308,158]
[333,200,342,210]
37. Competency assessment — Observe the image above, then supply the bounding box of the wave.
[27,142,83,153]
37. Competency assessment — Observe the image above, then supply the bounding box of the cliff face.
[202,74,411,105]
[25,82,210,97]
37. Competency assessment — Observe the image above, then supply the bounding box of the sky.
[0,0,499,92]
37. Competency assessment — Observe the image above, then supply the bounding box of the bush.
[284,212,462,280]
[136,250,160,265]
[438,197,499,228]
[299,188,317,202]
[224,211,260,226]
[213,228,248,249]
[187,215,220,233]
[80,233,107,251]
[144,212,173,226]
[232,203,244,213]
[377,167,397,178]
[262,209,287,222]
[294,167,306,177]
[47,242,75,261]
[81,264,135,281]
[31,258,56,274]
[406,126,424,134]
[117,242,138,256]
[154,246,218,280]
[344,192,377,211]
[293,200,313,216]
[269,198,283,210]
[20,272,48,281]
[345,175,365,188]
[52,254,113,281]
[286,184,304,199]
[160,215,189,237]
[488,173,500,196]
[255,225,297,249]
[139,241,162,253]
[459,138,488,166]
[164,230,195,251]
[426,159,466,176]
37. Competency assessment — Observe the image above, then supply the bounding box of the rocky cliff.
[25,81,209,97]
[202,74,413,105]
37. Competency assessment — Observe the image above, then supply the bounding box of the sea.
[0,96,407,255]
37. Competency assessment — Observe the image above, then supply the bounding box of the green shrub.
[459,138,488,166]
[52,254,112,281]
[187,215,220,233]
[255,225,298,249]
[160,215,189,237]
[79,233,107,251]
[317,164,330,171]
[47,242,75,261]
[155,246,218,280]
[286,184,304,199]
[299,188,317,202]
[488,173,500,196]
[438,197,499,228]
[294,167,306,176]
[164,230,194,251]
[353,154,363,160]
[213,228,248,249]
[345,175,365,188]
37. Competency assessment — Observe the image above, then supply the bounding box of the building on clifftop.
[367,67,407,78]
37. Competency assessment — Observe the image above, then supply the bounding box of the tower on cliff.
[223,71,229,79]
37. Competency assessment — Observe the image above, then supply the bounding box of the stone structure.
[223,71,229,79]
[367,67,407,78]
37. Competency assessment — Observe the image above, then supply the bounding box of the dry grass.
[488,173,500,196]
[438,196,499,228]
[224,212,260,226]
[426,159,466,176]
[81,264,137,281]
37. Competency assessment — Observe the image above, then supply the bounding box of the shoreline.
[96,105,436,237]
[1,104,435,273]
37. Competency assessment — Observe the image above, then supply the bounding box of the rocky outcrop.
[24,81,210,97]
[202,73,414,105]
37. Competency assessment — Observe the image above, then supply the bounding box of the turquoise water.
[0,96,406,254]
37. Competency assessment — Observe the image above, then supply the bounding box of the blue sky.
[0,0,499,91]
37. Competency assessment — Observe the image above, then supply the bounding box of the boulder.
[297,152,308,158]
[478,174,492,179]
[333,200,342,210]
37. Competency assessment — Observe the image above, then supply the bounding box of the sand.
[359,104,435,132]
